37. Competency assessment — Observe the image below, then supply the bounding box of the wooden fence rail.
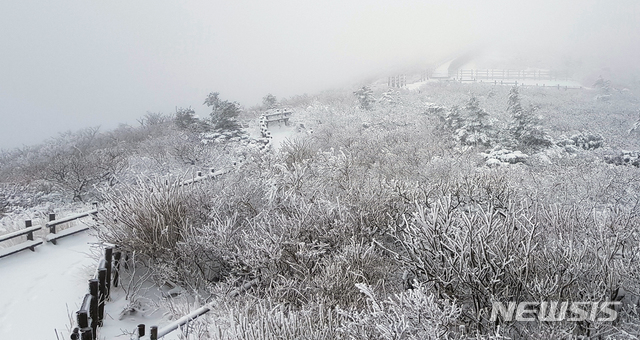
[456,69,569,82]
[139,278,259,339]
[263,109,293,127]
[70,246,120,340]
[0,204,98,258]
[178,167,232,187]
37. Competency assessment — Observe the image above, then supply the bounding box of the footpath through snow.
[0,232,98,339]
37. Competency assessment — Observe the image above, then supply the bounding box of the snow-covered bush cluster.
[202,129,249,144]
[379,88,400,105]
[556,132,604,152]
[424,102,446,115]
[481,146,529,166]
[605,150,640,167]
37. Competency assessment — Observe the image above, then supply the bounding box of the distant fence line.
[388,75,407,88]
[456,69,570,82]
[469,79,583,90]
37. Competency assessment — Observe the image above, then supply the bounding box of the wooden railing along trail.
[0,203,98,258]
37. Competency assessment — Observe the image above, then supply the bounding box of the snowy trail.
[0,232,98,339]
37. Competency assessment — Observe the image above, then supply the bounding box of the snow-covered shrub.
[174,107,199,130]
[594,76,612,101]
[379,88,400,105]
[0,183,16,217]
[393,189,640,338]
[97,177,212,259]
[481,146,528,166]
[456,95,493,146]
[24,128,130,200]
[424,102,447,115]
[209,300,340,340]
[337,282,461,340]
[439,104,463,130]
[556,132,604,151]
[604,150,640,167]
[262,93,278,109]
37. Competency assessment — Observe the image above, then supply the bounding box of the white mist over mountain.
[0,0,638,149]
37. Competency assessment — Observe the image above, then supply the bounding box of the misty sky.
[1,0,638,150]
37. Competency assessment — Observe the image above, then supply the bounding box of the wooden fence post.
[49,213,57,245]
[113,251,121,287]
[98,268,107,326]
[105,247,113,300]
[25,220,33,241]
[150,326,158,340]
[89,279,99,338]
[138,324,146,337]
[80,328,93,340]
[76,309,89,329]
[71,327,79,340]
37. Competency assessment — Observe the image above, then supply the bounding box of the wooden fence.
[496,80,582,90]
[0,204,98,259]
[388,75,407,88]
[178,168,232,187]
[70,246,121,340]
[0,170,240,338]
[263,109,293,128]
[138,278,260,340]
[456,69,569,82]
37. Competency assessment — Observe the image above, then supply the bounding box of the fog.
[1,0,638,149]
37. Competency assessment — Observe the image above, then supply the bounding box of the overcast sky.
[1,0,638,150]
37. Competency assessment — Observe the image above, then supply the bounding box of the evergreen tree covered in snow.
[508,86,551,149]
[458,95,492,146]
[204,92,241,131]
[441,96,493,146]
[354,86,376,110]
[262,93,278,109]
[174,107,199,130]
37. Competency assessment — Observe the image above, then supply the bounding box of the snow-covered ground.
[432,59,454,78]
[0,232,98,339]
[0,229,189,339]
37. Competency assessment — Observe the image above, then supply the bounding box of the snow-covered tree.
[354,86,376,110]
[204,92,241,131]
[508,86,551,149]
[174,107,198,130]
[262,93,278,109]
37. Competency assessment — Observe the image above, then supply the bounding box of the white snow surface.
[0,232,99,339]
[0,230,187,339]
